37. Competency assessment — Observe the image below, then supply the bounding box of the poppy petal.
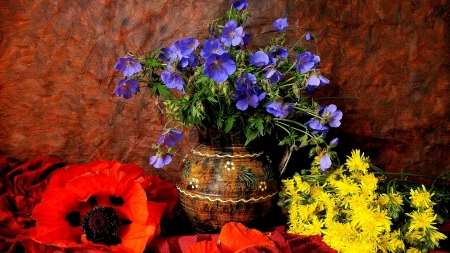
[64,169,149,224]
[30,191,84,245]
[216,222,276,253]
[186,240,216,253]
[141,174,178,214]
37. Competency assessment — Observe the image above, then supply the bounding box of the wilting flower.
[30,161,177,253]
[115,78,140,99]
[266,102,294,119]
[161,71,185,90]
[186,222,276,253]
[115,56,142,77]
[232,82,266,111]
[231,0,248,10]
[320,104,343,128]
[204,53,236,82]
[249,51,269,67]
[157,129,183,147]
[221,20,245,47]
[273,18,288,32]
[149,153,173,169]
[295,52,320,73]
[200,39,228,60]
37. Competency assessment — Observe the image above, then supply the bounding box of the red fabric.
[0,157,449,253]
[0,157,67,253]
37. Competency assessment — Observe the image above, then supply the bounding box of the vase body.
[177,128,279,233]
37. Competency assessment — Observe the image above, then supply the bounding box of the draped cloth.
[0,157,448,253]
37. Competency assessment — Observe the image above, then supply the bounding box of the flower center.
[82,206,121,246]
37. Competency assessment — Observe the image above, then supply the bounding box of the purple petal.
[320,153,332,171]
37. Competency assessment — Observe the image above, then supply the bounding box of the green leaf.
[224,116,235,133]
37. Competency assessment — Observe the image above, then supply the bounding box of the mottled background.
[0,0,449,184]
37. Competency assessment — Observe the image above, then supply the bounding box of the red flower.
[186,222,277,253]
[29,161,177,253]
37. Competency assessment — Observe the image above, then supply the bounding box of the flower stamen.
[82,206,121,246]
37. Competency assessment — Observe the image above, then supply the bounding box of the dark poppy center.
[81,206,121,246]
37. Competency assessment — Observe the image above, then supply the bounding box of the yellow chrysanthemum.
[372,207,392,232]
[405,228,428,246]
[409,184,435,209]
[345,149,370,174]
[377,193,390,207]
[387,229,406,252]
[334,177,359,203]
[388,188,404,206]
[303,216,325,235]
[430,229,447,246]
[359,173,378,196]
[311,153,325,175]
[406,247,423,253]
[327,165,345,185]
[407,208,437,232]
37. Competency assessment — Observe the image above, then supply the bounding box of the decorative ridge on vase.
[176,185,278,203]
[191,149,264,158]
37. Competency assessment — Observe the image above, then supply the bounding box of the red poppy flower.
[29,161,177,253]
[186,222,277,253]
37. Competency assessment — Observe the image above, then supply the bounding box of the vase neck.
[197,127,245,148]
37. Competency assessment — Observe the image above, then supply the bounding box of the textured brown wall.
[0,0,449,183]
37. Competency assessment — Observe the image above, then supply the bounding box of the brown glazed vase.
[177,127,279,233]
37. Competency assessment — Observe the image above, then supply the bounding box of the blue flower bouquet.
[114,0,342,171]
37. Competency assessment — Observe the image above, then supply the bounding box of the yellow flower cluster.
[280,149,447,253]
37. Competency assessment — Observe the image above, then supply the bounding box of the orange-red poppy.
[186,222,277,253]
[29,161,177,253]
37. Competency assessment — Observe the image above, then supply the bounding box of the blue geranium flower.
[231,0,248,10]
[220,20,245,47]
[295,52,320,73]
[200,39,228,60]
[232,81,265,111]
[306,72,329,94]
[273,18,288,32]
[305,119,329,137]
[149,153,172,169]
[158,47,176,62]
[265,67,284,84]
[266,102,294,119]
[268,46,288,66]
[320,153,332,171]
[115,78,140,99]
[305,32,312,41]
[161,71,185,90]
[157,129,183,147]
[235,73,257,86]
[177,53,199,71]
[320,104,343,127]
[204,53,236,82]
[170,38,199,58]
[115,56,142,77]
[240,33,252,47]
[249,51,269,67]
